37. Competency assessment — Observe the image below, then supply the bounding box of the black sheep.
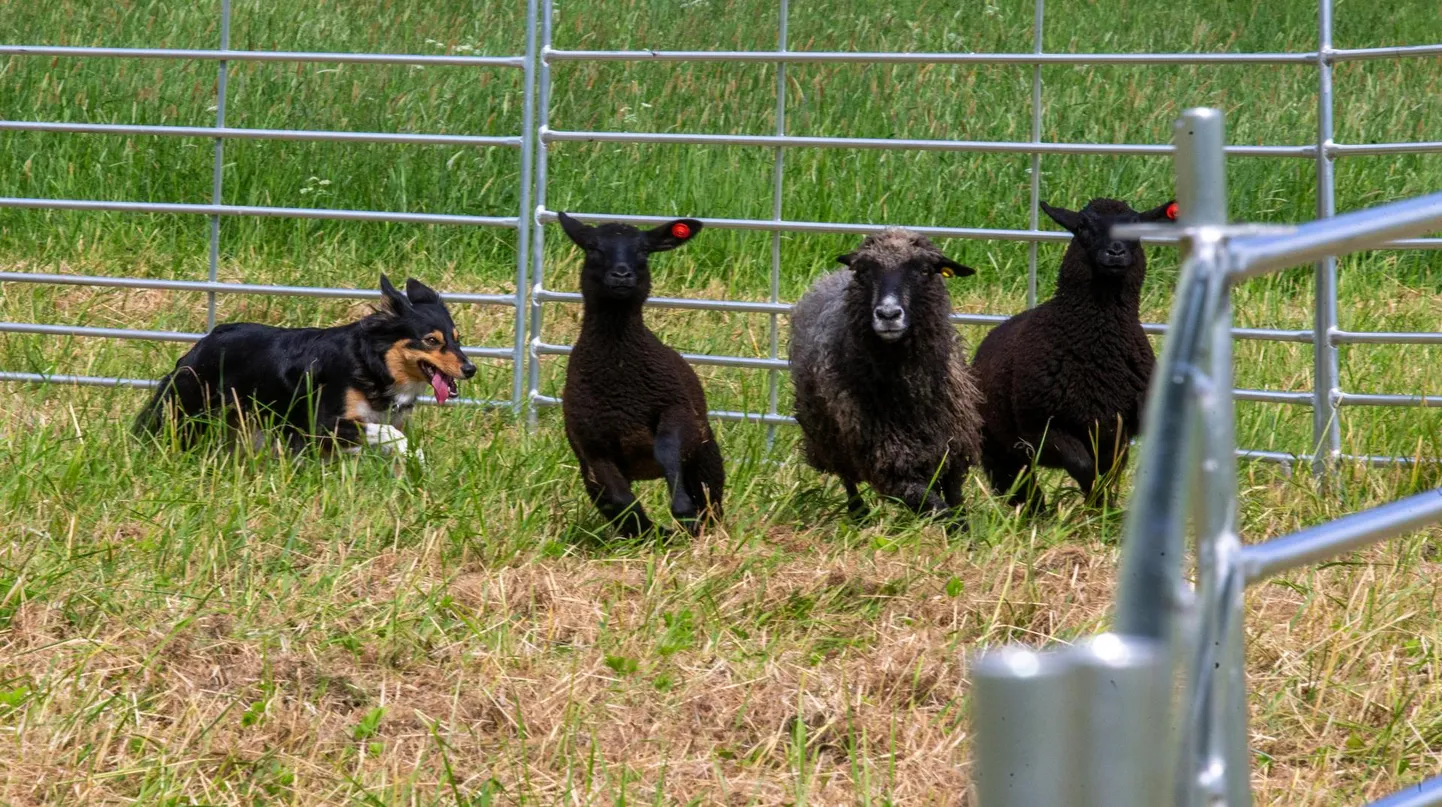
[789,228,984,524]
[972,196,1174,512]
[556,212,724,537]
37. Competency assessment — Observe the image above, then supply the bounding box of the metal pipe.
[534,341,788,371]
[543,128,1312,157]
[0,322,201,342]
[1312,0,1342,477]
[1333,330,1442,345]
[1027,0,1044,309]
[971,646,1081,807]
[1229,192,1442,278]
[207,0,231,331]
[1329,44,1442,62]
[525,0,555,427]
[543,48,1317,65]
[0,271,517,305]
[512,0,540,414]
[0,120,521,148]
[1070,634,1173,807]
[1329,141,1442,157]
[766,0,790,447]
[0,45,525,67]
[1240,487,1442,584]
[0,197,518,227]
[1116,107,1229,642]
[1337,392,1442,408]
[528,394,796,426]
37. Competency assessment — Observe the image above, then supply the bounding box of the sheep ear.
[643,218,703,253]
[379,274,411,315]
[404,278,441,305]
[1040,201,1081,233]
[556,211,596,250]
[836,253,855,266]
[1139,200,1177,222]
[936,256,976,278]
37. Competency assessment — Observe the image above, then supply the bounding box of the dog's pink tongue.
[430,373,451,404]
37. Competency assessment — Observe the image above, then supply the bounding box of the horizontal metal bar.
[0,320,518,361]
[534,289,792,314]
[528,392,796,425]
[0,120,522,148]
[1330,141,1442,157]
[1386,238,1442,249]
[1364,776,1442,807]
[0,321,200,342]
[1234,388,1312,404]
[1237,449,1300,464]
[1329,44,1442,63]
[0,370,514,407]
[0,45,525,68]
[1333,330,1442,345]
[1240,486,1442,584]
[0,197,518,228]
[0,271,517,306]
[544,128,1312,157]
[1337,392,1442,408]
[1230,192,1442,278]
[534,341,787,370]
[544,48,1317,65]
[0,371,159,389]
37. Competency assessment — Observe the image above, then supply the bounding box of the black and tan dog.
[134,275,475,458]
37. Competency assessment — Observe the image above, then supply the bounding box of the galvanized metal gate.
[971,106,1442,807]
[2,0,1440,463]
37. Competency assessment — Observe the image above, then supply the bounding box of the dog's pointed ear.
[404,278,441,306]
[1040,201,1082,234]
[379,274,411,315]
[556,211,596,250]
[643,218,703,253]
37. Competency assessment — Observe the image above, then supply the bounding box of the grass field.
[2,0,1441,804]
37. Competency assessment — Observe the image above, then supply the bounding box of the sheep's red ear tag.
[670,222,692,240]
[1166,202,1179,221]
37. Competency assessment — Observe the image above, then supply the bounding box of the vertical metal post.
[1312,0,1341,475]
[512,0,539,414]
[971,646,1081,807]
[765,0,789,446]
[207,0,231,330]
[525,0,554,428]
[1026,0,1044,308]
[1071,634,1172,807]
[1192,233,1252,807]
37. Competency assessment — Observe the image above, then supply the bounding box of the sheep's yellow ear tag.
[940,266,955,278]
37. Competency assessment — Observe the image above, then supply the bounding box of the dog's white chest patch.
[391,382,428,409]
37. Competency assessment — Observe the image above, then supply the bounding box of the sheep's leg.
[1046,431,1099,500]
[683,437,726,529]
[940,462,969,531]
[895,481,949,518]
[986,456,1045,514]
[653,412,701,534]
[842,478,869,520]
[579,457,655,537]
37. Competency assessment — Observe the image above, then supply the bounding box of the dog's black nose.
[461,362,477,379]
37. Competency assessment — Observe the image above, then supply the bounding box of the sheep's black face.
[837,231,975,343]
[557,212,703,305]
[1042,198,1175,283]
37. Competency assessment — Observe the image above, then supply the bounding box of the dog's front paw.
[363,423,411,456]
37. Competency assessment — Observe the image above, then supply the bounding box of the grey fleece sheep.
[789,228,984,523]
[972,196,1174,513]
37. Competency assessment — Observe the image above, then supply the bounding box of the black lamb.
[789,227,984,524]
[556,212,724,537]
[972,196,1174,512]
